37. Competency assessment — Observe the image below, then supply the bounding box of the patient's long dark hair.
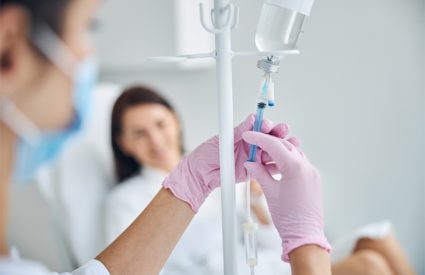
[111,86,184,182]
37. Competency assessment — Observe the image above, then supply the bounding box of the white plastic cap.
[265,0,315,16]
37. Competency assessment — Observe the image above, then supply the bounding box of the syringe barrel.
[248,106,265,162]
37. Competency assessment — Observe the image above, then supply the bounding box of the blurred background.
[8,0,424,273]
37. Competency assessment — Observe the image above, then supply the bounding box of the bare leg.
[332,249,394,275]
[354,234,416,275]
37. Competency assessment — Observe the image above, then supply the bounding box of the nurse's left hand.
[163,114,291,212]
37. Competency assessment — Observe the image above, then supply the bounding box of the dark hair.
[111,86,184,183]
[1,0,69,36]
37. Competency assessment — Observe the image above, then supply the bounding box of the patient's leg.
[332,249,393,275]
[354,233,416,275]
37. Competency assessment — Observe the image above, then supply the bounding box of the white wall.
[96,0,425,272]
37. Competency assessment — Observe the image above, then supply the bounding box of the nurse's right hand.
[243,131,332,263]
[163,114,289,213]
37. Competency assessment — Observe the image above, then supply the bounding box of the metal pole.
[213,0,237,274]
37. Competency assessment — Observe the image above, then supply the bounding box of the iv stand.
[211,1,237,274]
[148,1,299,274]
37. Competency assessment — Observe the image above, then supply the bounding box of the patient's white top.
[104,167,166,244]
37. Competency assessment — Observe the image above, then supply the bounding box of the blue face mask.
[12,58,98,182]
[0,24,98,183]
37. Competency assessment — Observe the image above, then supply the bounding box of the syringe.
[244,68,275,275]
[248,74,273,162]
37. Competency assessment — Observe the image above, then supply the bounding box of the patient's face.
[120,103,181,173]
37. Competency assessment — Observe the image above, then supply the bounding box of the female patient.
[106,85,184,242]
[105,86,223,273]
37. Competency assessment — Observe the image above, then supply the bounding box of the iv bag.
[255,0,314,52]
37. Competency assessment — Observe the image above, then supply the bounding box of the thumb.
[286,136,300,147]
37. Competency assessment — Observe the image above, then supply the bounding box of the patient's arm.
[290,245,332,275]
[96,188,194,275]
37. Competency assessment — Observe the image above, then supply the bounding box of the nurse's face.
[119,104,182,173]
[0,0,99,130]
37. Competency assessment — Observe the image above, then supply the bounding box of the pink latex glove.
[243,131,331,262]
[163,114,289,212]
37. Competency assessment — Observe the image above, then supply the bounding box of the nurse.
[0,0,331,274]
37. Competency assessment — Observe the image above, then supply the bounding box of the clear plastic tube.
[243,174,258,273]
[243,221,258,267]
[244,73,274,274]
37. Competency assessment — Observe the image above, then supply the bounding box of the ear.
[0,5,30,95]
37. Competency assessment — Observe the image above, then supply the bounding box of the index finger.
[242,131,291,164]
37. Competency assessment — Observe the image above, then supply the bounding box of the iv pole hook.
[200,3,235,33]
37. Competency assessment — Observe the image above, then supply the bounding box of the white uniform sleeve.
[0,251,109,275]
[54,259,109,275]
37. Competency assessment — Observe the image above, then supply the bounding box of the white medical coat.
[0,248,109,275]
